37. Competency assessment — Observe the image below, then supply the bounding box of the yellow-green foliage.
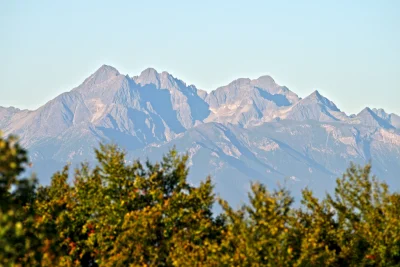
[0,133,39,266]
[0,133,399,266]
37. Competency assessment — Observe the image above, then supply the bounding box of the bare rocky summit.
[2,65,399,204]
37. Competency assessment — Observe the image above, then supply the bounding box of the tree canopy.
[0,133,399,266]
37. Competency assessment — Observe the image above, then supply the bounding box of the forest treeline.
[1,133,400,267]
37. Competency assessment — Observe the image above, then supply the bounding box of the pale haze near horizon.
[0,0,399,115]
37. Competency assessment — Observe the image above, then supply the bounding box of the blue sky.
[1,0,399,115]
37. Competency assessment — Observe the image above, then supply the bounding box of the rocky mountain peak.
[372,108,390,120]
[304,90,340,112]
[83,64,120,85]
[134,68,182,91]
[358,107,374,116]
[2,64,400,207]
[251,75,277,89]
[135,67,160,86]
[226,78,251,89]
[310,89,321,97]
[356,107,394,129]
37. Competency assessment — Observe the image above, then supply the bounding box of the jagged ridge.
[1,64,399,204]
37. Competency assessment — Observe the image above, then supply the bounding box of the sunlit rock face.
[2,65,399,204]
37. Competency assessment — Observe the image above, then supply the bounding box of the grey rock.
[1,64,399,207]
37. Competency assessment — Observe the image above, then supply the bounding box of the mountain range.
[1,65,399,206]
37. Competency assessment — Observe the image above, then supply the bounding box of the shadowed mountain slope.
[1,65,399,203]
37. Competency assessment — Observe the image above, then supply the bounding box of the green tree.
[327,164,400,266]
[0,133,39,266]
[33,145,224,266]
[291,164,400,266]
[214,184,295,266]
[2,131,400,266]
